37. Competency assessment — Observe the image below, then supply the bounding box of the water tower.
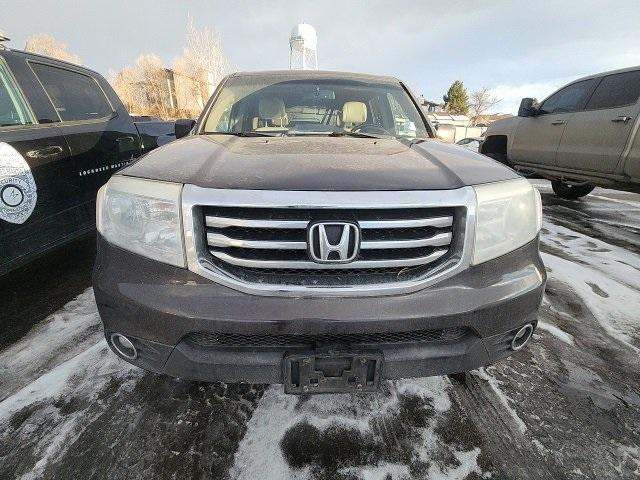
[289,24,318,70]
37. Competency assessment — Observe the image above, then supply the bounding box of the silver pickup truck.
[481,66,640,198]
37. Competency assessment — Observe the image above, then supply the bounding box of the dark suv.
[93,70,545,393]
[0,47,174,274]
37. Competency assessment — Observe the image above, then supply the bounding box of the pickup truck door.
[624,120,640,180]
[510,79,597,166]
[555,70,640,174]
[0,54,77,271]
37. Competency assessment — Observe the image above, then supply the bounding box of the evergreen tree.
[443,80,470,115]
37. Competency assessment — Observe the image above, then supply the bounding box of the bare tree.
[172,18,230,111]
[110,19,230,119]
[111,67,138,113]
[111,55,171,118]
[134,54,171,118]
[24,33,81,64]
[470,87,500,126]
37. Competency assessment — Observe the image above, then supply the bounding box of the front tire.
[551,180,595,199]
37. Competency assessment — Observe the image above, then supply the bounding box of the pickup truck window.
[539,79,596,114]
[203,78,429,139]
[585,70,640,110]
[30,63,113,122]
[0,58,36,128]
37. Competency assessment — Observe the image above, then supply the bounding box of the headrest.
[342,101,367,124]
[259,97,286,119]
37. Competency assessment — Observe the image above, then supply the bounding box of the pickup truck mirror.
[175,119,196,139]
[518,98,537,117]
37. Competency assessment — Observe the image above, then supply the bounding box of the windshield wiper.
[204,131,282,137]
[327,131,382,139]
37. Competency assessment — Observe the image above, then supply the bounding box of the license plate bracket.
[283,351,384,394]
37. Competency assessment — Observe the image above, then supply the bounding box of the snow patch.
[0,341,135,421]
[1,339,140,480]
[0,287,101,400]
[538,321,574,345]
[542,252,640,353]
[427,447,482,480]
[541,220,640,292]
[472,368,527,434]
[589,194,640,208]
[340,462,410,480]
[230,376,469,480]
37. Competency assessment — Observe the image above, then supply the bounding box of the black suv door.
[28,61,141,216]
[0,53,74,273]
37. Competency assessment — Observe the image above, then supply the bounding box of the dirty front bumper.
[93,235,545,384]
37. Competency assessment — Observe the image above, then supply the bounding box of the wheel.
[551,180,595,199]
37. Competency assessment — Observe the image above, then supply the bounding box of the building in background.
[417,95,511,142]
[417,96,445,113]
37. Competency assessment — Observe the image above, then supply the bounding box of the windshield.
[202,77,430,139]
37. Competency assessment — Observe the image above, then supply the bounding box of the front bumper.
[93,235,545,384]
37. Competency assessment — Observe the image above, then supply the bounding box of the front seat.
[255,97,289,130]
[341,101,367,130]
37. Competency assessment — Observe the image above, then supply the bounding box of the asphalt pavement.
[1,181,639,480]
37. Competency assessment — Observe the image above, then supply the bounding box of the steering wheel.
[352,124,390,135]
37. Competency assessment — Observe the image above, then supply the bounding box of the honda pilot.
[93,70,545,393]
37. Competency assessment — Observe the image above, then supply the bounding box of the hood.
[121,135,519,191]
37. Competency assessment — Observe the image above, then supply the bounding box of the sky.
[2,0,640,114]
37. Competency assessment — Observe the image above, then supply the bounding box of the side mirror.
[518,98,537,117]
[175,119,196,139]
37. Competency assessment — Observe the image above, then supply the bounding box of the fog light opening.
[110,333,138,360]
[511,324,534,351]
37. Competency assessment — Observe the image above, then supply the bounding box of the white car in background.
[456,137,483,152]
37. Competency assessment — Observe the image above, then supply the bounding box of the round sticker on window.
[0,142,37,224]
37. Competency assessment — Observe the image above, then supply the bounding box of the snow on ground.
[470,368,528,434]
[1,183,640,479]
[229,377,484,479]
[537,318,575,345]
[0,288,143,479]
[541,220,640,292]
[541,252,640,353]
[0,287,101,401]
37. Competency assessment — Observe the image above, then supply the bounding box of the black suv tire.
[551,180,595,199]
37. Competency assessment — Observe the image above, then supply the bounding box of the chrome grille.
[182,187,475,296]
[201,205,456,285]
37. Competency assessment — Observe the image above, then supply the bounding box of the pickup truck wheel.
[551,180,595,199]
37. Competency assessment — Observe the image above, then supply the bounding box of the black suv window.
[539,79,596,114]
[585,70,640,110]
[0,58,36,127]
[30,63,113,122]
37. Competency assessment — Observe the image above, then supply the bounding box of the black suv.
[0,47,173,274]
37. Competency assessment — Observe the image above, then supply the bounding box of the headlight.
[96,176,185,267]
[472,178,542,265]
